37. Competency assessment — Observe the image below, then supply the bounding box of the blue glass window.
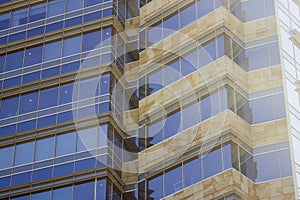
[12,172,32,186]
[0,176,11,189]
[9,31,26,42]
[84,0,102,7]
[254,152,280,182]
[31,190,51,200]
[14,141,34,166]
[61,61,80,73]
[59,82,76,104]
[35,137,55,161]
[66,0,83,12]
[147,22,162,46]
[164,110,181,139]
[27,26,44,37]
[0,13,10,30]
[11,8,28,27]
[181,102,200,130]
[147,120,163,146]
[0,124,16,137]
[75,158,96,172]
[147,68,162,95]
[96,179,107,200]
[17,119,36,133]
[181,49,197,76]
[32,167,53,182]
[0,96,19,119]
[64,16,82,28]
[246,45,269,71]
[38,115,57,128]
[100,73,110,95]
[45,21,63,33]
[0,54,4,73]
[19,92,39,114]
[52,186,73,200]
[179,3,196,28]
[79,77,98,100]
[29,4,46,22]
[102,27,112,47]
[147,174,163,200]
[39,87,58,109]
[42,66,60,78]
[74,182,95,200]
[203,147,222,179]
[164,59,180,86]
[84,11,102,22]
[274,93,286,119]
[0,146,14,170]
[3,76,22,88]
[184,157,202,187]
[24,45,43,67]
[82,30,101,52]
[163,13,178,38]
[63,35,82,57]
[250,95,275,124]
[56,132,76,156]
[53,162,74,177]
[44,40,62,62]
[22,71,40,84]
[47,0,65,17]
[11,195,30,200]
[6,50,24,71]
[165,165,183,196]
[77,127,97,152]
[280,150,292,177]
[197,0,214,19]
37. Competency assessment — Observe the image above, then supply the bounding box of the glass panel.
[254,152,281,182]
[179,3,196,28]
[32,167,52,182]
[274,93,286,119]
[147,22,162,46]
[182,102,200,130]
[163,12,178,38]
[147,68,162,95]
[24,45,43,67]
[0,13,10,30]
[203,146,222,179]
[31,191,51,200]
[19,92,39,114]
[246,45,269,71]
[47,0,65,17]
[14,141,34,166]
[77,127,97,152]
[66,0,83,12]
[269,42,280,66]
[74,182,95,200]
[6,50,24,71]
[100,73,110,95]
[56,132,76,156]
[44,40,62,62]
[82,30,101,52]
[52,186,73,200]
[249,95,275,124]
[280,150,292,177]
[85,0,102,7]
[147,174,163,200]
[164,110,181,139]
[102,27,112,47]
[63,35,82,57]
[35,137,55,161]
[197,0,214,19]
[181,49,197,76]
[243,0,265,22]
[165,165,183,196]
[11,8,28,27]
[240,147,255,181]
[96,179,107,200]
[59,82,75,104]
[147,119,163,146]
[164,59,180,86]
[39,87,58,109]
[0,96,19,118]
[0,146,14,169]
[184,157,202,187]
[29,4,46,22]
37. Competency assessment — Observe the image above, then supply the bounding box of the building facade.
[0,0,299,199]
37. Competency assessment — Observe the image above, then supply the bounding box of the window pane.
[147,68,162,95]
[254,152,281,182]
[0,96,19,118]
[0,13,10,30]
[197,0,214,19]
[35,137,55,161]
[147,22,162,46]
[19,92,39,114]
[280,150,292,177]
[82,30,101,52]
[52,186,73,200]
[147,120,163,146]
[164,59,180,86]
[56,132,76,156]
[47,0,65,17]
[165,165,183,196]
[14,141,34,166]
[274,93,286,119]
[96,179,107,200]
[243,0,265,22]
[63,35,82,57]
[39,87,58,109]
[6,50,24,71]
[84,0,102,7]
[74,182,95,200]
[246,45,269,71]
[29,4,46,22]
[184,157,202,187]
[164,110,181,139]
[179,3,196,28]
[11,8,28,27]
[182,101,200,130]
[203,147,222,179]
[163,12,178,38]
[269,42,280,66]
[147,174,163,200]
[181,49,197,76]
[249,96,275,124]
[100,73,110,95]
[24,45,43,67]
[102,27,112,47]
[31,191,51,200]
[66,0,83,12]
[44,40,62,62]
[59,82,76,104]
[77,127,97,152]
[0,146,14,169]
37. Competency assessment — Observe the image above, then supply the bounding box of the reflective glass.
[243,0,264,22]
[66,0,83,12]
[63,35,81,57]
[74,182,95,200]
[184,157,202,187]
[24,45,43,66]
[147,68,162,95]
[250,96,274,124]
[0,96,19,118]
[182,49,197,75]
[147,174,163,200]
[100,73,110,95]
[22,71,40,84]
[203,147,222,179]
[181,102,200,130]
[37,115,57,128]
[165,165,182,196]
[246,45,269,71]
[12,172,31,186]
[102,27,112,47]
[77,127,97,152]
[52,186,73,200]
[0,124,16,136]
[19,92,39,114]
[56,132,76,156]
[11,8,28,27]
[47,0,65,17]
[254,152,280,182]
[274,93,286,119]
[0,54,5,73]
[163,12,178,38]
[6,50,24,71]
[59,82,75,104]
[32,167,52,182]
[18,119,36,133]
[82,30,101,52]
[14,141,34,166]
[96,179,107,200]
[164,59,180,86]
[44,40,62,62]
[197,0,214,19]
[0,146,14,169]
[35,137,55,161]
[31,191,51,200]
[11,195,30,200]
[85,0,102,7]
[0,13,10,30]
[280,150,292,177]
[269,42,280,66]
[164,110,181,139]
[29,4,46,22]
[147,22,162,46]
[53,162,74,177]
[180,3,196,28]
[39,87,58,109]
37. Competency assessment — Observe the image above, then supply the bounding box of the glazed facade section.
[0,0,298,199]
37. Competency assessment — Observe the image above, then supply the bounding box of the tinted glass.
[56,132,76,156]
[164,59,180,86]
[6,50,24,71]
[164,110,181,139]
[14,141,34,166]
[19,92,39,114]
[184,157,202,187]
[197,0,214,18]
[165,165,183,196]
[11,8,28,27]
[148,175,163,200]
[77,127,97,152]
[31,191,51,200]
[39,87,58,109]
[52,186,73,200]
[66,0,83,12]
[35,137,55,161]
[29,4,46,22]
[44,40,62,61]
[59,82,75,104]
[63,35,81,57]
[0,96,19,118]
[0,13,10,30]
[82,31,101,52]
[246,45,269,71]
[203,147,222,179]
[254,152,280,182]
[47,0,65,17]
[24,45,43,66]
[250,96,275,124]
[74,182,95,200]
[0,146,14,169]
[163,13,178,38]
[180,3,196,28]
